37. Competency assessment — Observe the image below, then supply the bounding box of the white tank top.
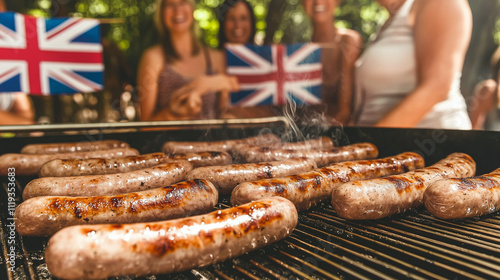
[0,93,15,111]
[353,0,471,129]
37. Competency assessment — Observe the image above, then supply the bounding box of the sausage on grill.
[424,168,500,219]
[39,153,169,177]
[45,197,298,280]
[166,151,232,167]
[187,158,317,195]
[237,142,378,167]
[22,161,193,199]
[332,153,476,220]
[0,148,140,176]
[21,139,129,154]
[279,136,335,150]
[15,179,218,236]
[162,133,281,154]
[231,152,424,211]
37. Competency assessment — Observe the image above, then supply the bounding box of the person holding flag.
[216,0,284,119]
[137,0,239,121]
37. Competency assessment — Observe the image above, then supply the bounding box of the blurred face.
[163,0,194,34]
[302,0,340,23]
[224,2,253,44]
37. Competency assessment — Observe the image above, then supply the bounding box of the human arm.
[334,29,363,124]
[138,47,239,121]
[0,93,34,125]
[375,0,472,127]
[468,79,497,130]
[136,46,165,121]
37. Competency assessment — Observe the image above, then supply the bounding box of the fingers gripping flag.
[0,12,104,95]
[226,43,322,107]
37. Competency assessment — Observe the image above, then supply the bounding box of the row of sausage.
[1,135,499,279]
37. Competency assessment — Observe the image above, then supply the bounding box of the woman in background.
[216,0,281,119]
[217,0,256,48]
[469,46,500,130]
[0,93,34,125]
[353,0,472,129]
[137,0,239,121]
[302,0,363,124]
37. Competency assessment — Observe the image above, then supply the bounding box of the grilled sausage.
[23,161,193,199]
[21,139,129,154]
[187,158,317,195]
[424,168,500,219]
[0,148,139,176]
[279,136,335,150]
[45,197,298,279]
[15,179,218,237]
[166,151,232,167]
[230,136,336,162]
[237,142,378,167]
[231,152,425,211]
[162,133,281,153]
[38,153,169,177]
[332,153,476,220]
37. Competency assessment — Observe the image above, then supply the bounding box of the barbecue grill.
[1,118,500,280]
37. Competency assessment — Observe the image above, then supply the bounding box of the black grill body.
[1,125,500,280]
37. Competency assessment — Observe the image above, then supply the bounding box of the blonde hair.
[154,0,201,62]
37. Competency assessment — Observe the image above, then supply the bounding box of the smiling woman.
[216,0,256,48]
[136,0,240,121]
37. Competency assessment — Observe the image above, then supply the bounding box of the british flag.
[226,43,322,107]
[0,12,103,95]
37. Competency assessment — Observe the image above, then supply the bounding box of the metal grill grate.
[2,177,500,280]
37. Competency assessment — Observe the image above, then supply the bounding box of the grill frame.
[1,123,500,280]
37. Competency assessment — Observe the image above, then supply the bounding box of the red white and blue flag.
[226,43,322,107]
[0,12,103,95]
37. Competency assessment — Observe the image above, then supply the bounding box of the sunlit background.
[3,0,500,128]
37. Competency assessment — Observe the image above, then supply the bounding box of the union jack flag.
[226,43,322,107]
[0,12,103,95]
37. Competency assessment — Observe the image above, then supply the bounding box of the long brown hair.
[216,0,256,49]
[154,0,201,62]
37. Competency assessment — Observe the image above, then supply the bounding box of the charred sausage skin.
[21,139,129,154]
[424,168,500,219]
[231,152,424,210]
[23,160,193,199]
[187,158,317,194]
[39,153,168,177]
[332,153,476,220]
[45,197,298,280]
[15,179,218,236]
[0,148,139,176]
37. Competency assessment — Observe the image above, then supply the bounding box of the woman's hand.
[167,74,240,118]
[194,74,240,94]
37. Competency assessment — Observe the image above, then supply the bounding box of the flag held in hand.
[226,43,322,107]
